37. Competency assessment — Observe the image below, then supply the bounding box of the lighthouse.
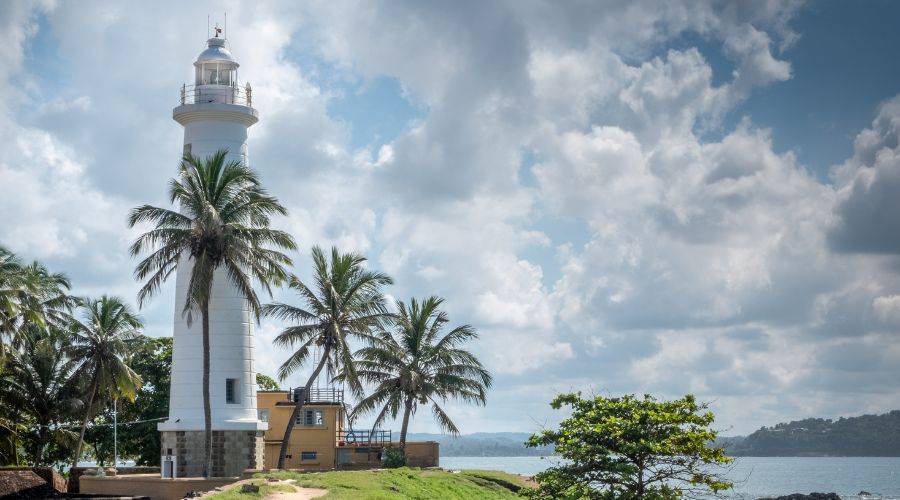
[158,32,265,478]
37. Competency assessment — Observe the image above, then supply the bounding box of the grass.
[206,479,298,499]
[253,468,532,499]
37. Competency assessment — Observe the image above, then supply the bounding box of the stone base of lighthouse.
[160,430,264,478]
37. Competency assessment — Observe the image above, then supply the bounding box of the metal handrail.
[289,387,344,404]
[179,83,253,107]
[337,429,392,446]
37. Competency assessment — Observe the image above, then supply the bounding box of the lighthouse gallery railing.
[179,83,253,107]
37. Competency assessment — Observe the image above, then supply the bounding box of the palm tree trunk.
[202,298,212,478]
[399,394,414,452]
[71,381,97,472]
[35,422,49,466]
[276,345,330,470]
[33,430,43,467]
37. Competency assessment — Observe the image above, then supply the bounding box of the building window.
[300,451,317,461]
[226,378,238,404]
[258,409,269,422]
[183,143,192,156]
[296,409,323,426]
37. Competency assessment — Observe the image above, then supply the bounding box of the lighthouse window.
[225,378,238,404]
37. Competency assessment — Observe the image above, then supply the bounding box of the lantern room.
[196,36,237,85]
[191,36,243,104]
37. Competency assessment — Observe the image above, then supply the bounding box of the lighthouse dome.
[195,37,238,66]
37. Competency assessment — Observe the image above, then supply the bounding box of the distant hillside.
[406,432,554,457]
[722,410,900,456]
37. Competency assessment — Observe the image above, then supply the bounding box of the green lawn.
[246,468,532,499]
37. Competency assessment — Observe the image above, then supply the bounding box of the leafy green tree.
[525,393,733,499]
[129,150,296,476]
[121,336,172,465]
[0,324,79,466]
[349,296,491,451]
[88,336,173,466]
[256,373,280,391]
[68,296,143,472]
[262,246,392,469]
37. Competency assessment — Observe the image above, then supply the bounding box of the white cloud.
[829,96,900,254]
[873,295,900,326]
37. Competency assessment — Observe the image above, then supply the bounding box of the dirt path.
[264,480,327,500]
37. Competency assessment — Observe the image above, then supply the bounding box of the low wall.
[80,474,237,500]
[405,441,439,468]
[69,466,160,493]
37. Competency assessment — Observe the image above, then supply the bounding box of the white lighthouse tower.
[158,32,265,478]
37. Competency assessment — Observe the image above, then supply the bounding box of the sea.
[439,456,900,499]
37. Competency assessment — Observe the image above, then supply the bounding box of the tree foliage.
[0,325,79,466]
[262,245,392,469]
[68,296,143,471]
[0,246,77,466]
[0,246,74,356]
[256,373,280,391]
[87,336,173,466]
[525,393,732,499]
[347,296,492,450]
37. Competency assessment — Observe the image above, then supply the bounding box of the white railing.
[179,83,253,107]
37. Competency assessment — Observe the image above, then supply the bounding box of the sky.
[1,0,900,437]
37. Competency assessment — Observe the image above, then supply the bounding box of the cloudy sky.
[2,0,900,436]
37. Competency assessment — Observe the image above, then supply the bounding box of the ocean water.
[439,456,900,499]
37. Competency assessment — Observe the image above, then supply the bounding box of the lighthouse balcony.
[180,83,253,107]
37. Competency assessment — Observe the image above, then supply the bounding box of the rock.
[756,494,841,500]
[241,483,260,493]
[859,492,872,496]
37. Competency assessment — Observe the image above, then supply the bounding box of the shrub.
[382,446,407,468]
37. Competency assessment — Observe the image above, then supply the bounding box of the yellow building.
[257,388,439,471]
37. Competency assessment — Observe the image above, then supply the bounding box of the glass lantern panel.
[198,64,235,86]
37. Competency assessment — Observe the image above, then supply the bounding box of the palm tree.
[262,246,393,469]
[350,296,492,451]
[128,150,296,477]
[68,296,143,472]
[0,324,80,465]
[0,247,73,353]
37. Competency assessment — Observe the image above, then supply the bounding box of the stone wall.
[161,430,264,477]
